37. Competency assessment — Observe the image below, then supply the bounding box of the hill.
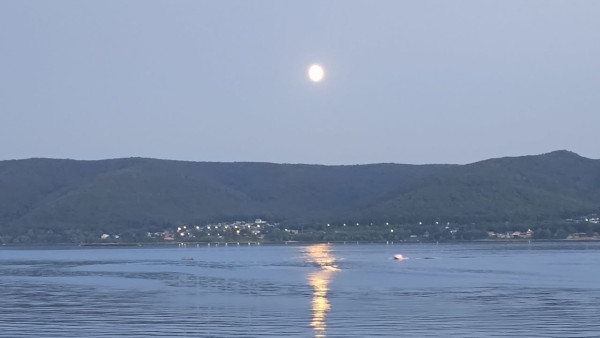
[0,150,599,238]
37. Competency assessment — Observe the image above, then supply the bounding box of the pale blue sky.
[1,1,599,164]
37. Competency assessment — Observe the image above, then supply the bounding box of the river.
[1,242,600,337]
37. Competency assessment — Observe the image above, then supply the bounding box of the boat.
[393,254,404,261]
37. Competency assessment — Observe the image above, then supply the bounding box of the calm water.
[1,242,600,337]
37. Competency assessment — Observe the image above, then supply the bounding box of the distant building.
[567,233,600,240]
[487,229,533,239]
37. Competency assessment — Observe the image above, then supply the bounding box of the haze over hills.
[0,150,599,235]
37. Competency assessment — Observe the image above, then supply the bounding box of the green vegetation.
[0,150,599,244]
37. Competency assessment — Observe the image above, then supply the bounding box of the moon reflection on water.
[305,244,339,338]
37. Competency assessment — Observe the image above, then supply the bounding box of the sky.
[1,1,599,165]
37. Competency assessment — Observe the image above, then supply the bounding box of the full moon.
[308,64,325,82]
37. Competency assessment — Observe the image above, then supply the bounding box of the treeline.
[1,151,600,235]
[265,221,600,243]
[2,221,599,244]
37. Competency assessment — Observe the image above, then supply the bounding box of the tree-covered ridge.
[0,150,599,240]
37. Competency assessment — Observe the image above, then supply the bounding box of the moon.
[308,64,325,82]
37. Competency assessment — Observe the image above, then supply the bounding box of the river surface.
[1,242,600,337]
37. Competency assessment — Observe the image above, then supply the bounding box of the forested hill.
[1,150,599,233]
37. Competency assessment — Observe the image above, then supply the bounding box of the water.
[2,242,600,337]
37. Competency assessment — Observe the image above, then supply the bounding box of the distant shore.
[3,238,600,249]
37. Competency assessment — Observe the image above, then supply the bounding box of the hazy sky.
[1,1,599,164]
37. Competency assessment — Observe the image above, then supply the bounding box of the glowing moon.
[308,64,325,82]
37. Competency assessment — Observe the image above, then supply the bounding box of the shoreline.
[2,238,600,249]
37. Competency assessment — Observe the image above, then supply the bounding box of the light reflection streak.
[305,244,339,338]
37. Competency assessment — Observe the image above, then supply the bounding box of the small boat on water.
[182,257,194,261]
[393,254,405,261]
